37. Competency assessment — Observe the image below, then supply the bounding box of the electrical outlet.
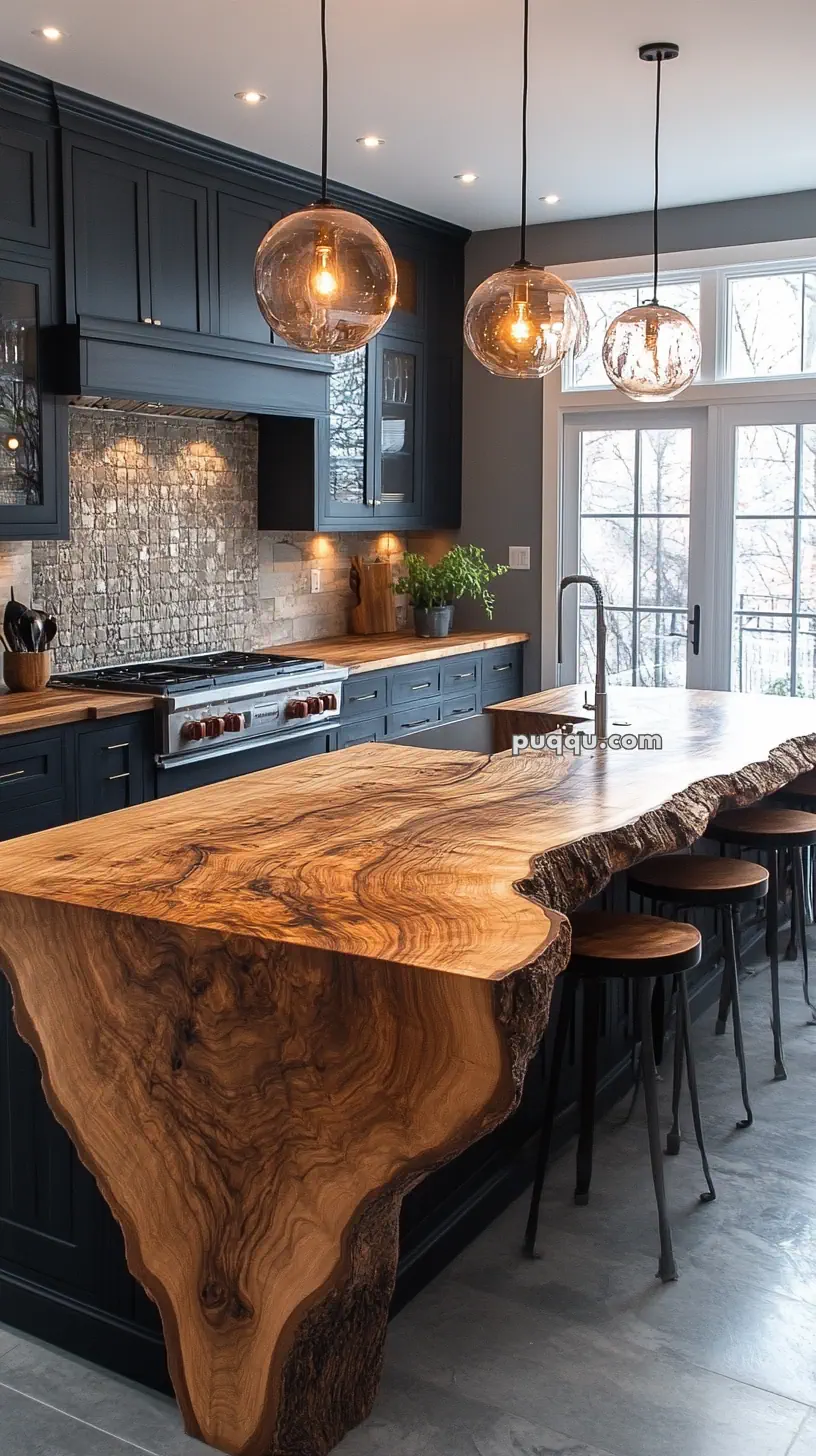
[310,568,321,593]
[508,546,531,570]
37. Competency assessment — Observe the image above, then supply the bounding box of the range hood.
[70,396,249,421]
[46,316,330,419]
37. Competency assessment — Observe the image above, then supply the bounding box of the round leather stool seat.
[629,853,769,907]
[708,806,816,848]
[569,911,701,977]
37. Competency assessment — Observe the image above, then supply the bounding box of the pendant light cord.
[651,53,662,304]
[518,0,530,265]
[320,0,329,201]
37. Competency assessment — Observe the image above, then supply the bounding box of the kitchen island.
[0,688,815,1456]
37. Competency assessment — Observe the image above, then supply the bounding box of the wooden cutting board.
[349,558,397,635]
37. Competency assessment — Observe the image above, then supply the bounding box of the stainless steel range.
[55,651,348,770]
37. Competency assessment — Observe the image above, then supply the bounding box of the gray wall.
[460,188,816,690]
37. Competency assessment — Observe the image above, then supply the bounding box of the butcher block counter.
[276,628,529,673]
[0,687,815,1456]
[0,684,155,736]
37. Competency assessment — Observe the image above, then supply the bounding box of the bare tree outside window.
[328,348,367,504]
[569,282,700,391]
[578,427,691,687]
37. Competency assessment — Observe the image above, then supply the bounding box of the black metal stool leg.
[666,974,684,1155]
[724,905,753,1129]
[793,848,816,1024]
[786,849,799,961]
[523,977,575,1258]
[678,973,716,1203]
[714,922,733,1037]
[574,979,601,1205]
[637,977,678,1283]
[768,849,786,1079]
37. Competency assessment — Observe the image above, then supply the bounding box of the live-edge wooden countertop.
[1,688,815,1456]
[0,685,155,737]
[276,629,529,674]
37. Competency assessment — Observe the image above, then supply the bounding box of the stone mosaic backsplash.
[21,409,411,673]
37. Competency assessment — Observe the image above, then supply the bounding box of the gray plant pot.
[414,604,454,638]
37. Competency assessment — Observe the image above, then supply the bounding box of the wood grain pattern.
[275,630,529,674]
[568,911,702,976]
[1,687,816,1456]
[629,854,769,897]
[349,559,397,635]
[0,684,155,735]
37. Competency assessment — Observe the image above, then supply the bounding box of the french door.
[560,409,711,690]
[560,402,816,698]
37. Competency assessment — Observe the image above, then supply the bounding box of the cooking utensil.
[4,589,27,653]
[40,615,58,652]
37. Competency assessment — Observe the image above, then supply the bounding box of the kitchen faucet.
[557,575,608,742]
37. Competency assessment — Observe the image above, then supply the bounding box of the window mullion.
[792,424,803,694]
[632,431,642,685]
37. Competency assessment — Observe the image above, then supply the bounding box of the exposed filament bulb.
[312,242,339,299]
[509,296,532,344]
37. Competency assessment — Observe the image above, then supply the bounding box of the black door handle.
[689,604,701,655]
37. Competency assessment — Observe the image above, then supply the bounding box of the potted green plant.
[393,545,508,638]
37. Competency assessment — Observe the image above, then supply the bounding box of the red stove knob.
[204,716,225,738]
[182,718,207,742]
[285,699,310,720]
[320,692,337,711]
[223,712,245,733]
[306,696,323,714]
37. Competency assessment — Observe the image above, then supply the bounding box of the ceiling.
[5,0,816,231]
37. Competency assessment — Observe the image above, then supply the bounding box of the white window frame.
[541,235,816,690]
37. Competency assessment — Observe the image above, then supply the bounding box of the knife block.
[3,651,52,692]
[349,558,397,635]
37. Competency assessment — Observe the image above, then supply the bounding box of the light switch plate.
[310,568,321,593]
[508,546,531,570]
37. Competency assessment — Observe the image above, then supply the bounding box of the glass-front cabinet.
[323,334,424,527]
[0,257,66,539]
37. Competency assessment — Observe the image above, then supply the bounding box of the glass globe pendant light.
[463,0,587,379]
[254,0,397,354]
[603,44,701,401]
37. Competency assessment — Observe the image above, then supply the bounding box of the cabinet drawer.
[0,796,67,841]
[443,690,478,723]
[442,655,480,694]
[388,701,442,737]
[343,674,388,719]
[338,716,387,749]
[0,734,63,804]
[481,646,522,705]
[390,664,442,704]
[76,718,150,819]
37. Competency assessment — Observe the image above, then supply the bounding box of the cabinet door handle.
[0,769,25,782]
[105,742,129,751]
[143,316,153,324]
[493,663,512,673]
[350,691,377,704]
[153,319,162,326]
[410,682,432,691]
[451,672,472,681]
[107,771,131,782]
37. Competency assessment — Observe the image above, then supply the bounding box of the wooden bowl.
[3,651,52,693]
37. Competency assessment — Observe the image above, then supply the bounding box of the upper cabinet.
[0,256,67,539]
[215,192,281,345]
[69,144,210,334]
[0,123,49,251]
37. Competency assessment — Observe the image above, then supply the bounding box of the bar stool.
[778,770,816,927]
[706,806,816,1080]
[524,912,715,1284]
[628,854,769,1134]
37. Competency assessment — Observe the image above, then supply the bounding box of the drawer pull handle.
[0,769,26,782]
[404,717,431,728]
[410,682,432,691]
[107,772,131,782]
[451,672,472,681]
[105,742,129,751]
[451,707,473,716]
[493,664,512,673]
[351,692,378,704]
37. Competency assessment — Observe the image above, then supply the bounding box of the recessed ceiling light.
[541,193,560,205]
[32,25,65,40]
[235,90,267,105]
[358,135,385,148]
[455,172,478,185]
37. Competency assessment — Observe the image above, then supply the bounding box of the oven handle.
[156,721,333,770]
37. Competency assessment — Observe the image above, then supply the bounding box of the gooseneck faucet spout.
[557,574,608,741]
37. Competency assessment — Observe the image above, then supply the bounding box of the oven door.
[155,724,337,796]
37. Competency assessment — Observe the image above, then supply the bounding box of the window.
[567,280,700,391]
[725,269,816,379]
[733,422,816,695]
[577,425,692,686]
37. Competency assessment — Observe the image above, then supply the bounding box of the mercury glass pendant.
[254,0,397,354]
[603,44,701,402]
[464,0,587,380]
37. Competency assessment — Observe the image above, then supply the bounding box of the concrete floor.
[3,937,816,1456]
